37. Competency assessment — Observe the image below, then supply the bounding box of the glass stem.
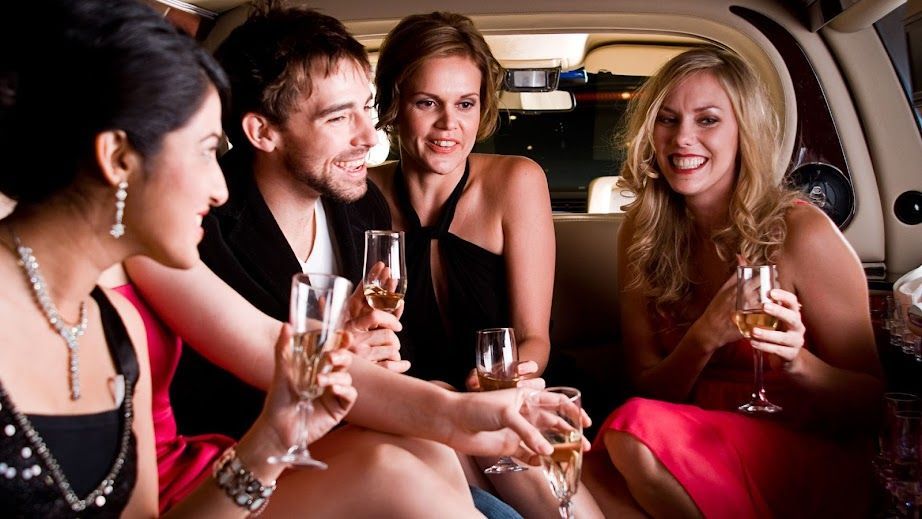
[752,347,766,402]
[298,399,313,452]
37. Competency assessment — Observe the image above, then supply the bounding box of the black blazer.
[170,149,391,438]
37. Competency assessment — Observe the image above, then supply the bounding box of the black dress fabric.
[0,287,139,518]
[395,162,510,389]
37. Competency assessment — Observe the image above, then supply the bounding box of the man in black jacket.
[171,6,407,439]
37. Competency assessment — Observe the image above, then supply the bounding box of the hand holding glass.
[734,264,782,414]
[475,327,527,474]
[268,273,352,468]
[522,387,583,519]
[363,230,407,313]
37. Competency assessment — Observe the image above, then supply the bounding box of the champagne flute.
[476,327,527,474]
[734,264,782,414]
[267,272,353,468]
[523,387,583,519]
[362,230,407,313]
[878,393,920,485]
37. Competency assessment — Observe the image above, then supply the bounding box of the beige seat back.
[551,213,623,348]
[549,213,626,430]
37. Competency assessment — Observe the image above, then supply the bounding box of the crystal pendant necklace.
[13,232,88,400]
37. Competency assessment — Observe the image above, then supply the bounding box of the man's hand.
[344,282,409,373]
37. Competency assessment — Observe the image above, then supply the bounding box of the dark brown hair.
[215,3,370,149]
[375,11,502,141]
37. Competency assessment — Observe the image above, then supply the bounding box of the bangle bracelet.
[213,446,276,516]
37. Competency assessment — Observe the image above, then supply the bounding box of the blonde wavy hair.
[618,47,801,313]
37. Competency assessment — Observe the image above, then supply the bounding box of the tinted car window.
[473,71,647,212]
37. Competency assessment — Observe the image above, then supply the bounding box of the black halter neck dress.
[394,162,510,389]
[0,288,139,518]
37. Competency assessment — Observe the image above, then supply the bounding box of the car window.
[474,71,647,212]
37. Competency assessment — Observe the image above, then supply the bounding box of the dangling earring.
[110,180,128,239]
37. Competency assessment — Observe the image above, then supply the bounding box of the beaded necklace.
[13,232,87,400]
[0,380,134,512]
[1,230,134,512]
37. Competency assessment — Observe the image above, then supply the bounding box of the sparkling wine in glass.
[268,272,353,468]
[735,264,782,414]
[362,230,407,313]
[523,387,583,519]
[476,327,527,474]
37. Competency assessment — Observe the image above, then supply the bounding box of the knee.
[359,444,474,510]
[343,442,437,492]
[603,431,663,489]
[362,442,422,478]
[403,437,469,488]
[405,437,460,468]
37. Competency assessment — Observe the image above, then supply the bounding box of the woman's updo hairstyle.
[0,0,229,204]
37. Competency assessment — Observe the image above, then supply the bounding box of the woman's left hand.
[749,288,806,371]
[262,324,358,451]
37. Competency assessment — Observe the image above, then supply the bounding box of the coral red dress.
[113,285,233,514]
[593,339,873,518]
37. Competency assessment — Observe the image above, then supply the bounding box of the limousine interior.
[154,0,922,427]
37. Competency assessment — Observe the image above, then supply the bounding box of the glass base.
[267,446,328,469]
[738,400,783,414]
[484,456,527,474]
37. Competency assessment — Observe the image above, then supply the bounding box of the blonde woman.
[584,48,882,518]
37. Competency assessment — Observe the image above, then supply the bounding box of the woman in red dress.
[584,47,883,518]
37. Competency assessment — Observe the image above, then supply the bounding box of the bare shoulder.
[781,202,864,291]
[99,286,147,351]
[783,202,845,257]
[470,153,548,196]
[471,153,544,177]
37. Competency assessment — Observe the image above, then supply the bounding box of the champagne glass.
[268,272,353,468]
[734,264,782,414]
[878,393,920,485]
[362,230,407,313]
[523,387,583,519]
[476,327,527,474]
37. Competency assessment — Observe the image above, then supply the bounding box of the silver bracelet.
[213,446,277,516]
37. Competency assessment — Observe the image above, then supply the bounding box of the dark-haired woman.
[0,1,492,516]
[0,2,560,516]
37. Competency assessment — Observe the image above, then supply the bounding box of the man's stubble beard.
[283,152,367,204]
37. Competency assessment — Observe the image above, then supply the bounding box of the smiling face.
[653,71,740,208]
[274,58,377,202]
[128,85,228,268]
[397,54,482,177]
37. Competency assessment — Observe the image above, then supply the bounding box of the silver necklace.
[13,233,87,400]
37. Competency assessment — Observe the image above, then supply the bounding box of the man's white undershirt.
[300,201,341,276]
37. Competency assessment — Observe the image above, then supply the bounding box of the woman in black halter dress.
[369,14,612,519]
[370,13,555,393]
